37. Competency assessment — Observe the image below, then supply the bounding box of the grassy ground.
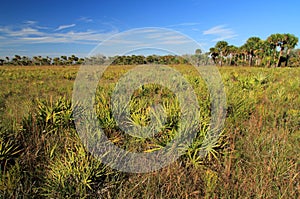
[0,65,299,198]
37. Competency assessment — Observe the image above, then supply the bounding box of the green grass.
[0,65,299,198]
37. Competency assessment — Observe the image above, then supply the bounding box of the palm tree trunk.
[249,54,252,66]
[220,52,223,67]
[285,49,291,66]
[229,55,233,66]
[277,47,284,67]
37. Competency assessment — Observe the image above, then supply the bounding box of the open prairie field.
[0,65,299,198]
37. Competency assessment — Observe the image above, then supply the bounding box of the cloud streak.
[78,17,93,23]
[203,25,237,41]
[55,24,76,31]
[23,20,38,25]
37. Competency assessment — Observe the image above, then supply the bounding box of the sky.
[0,0,299,58]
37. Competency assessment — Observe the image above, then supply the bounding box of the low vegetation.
[0,65,299,198]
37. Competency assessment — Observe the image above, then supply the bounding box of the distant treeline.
[0,54,212,66]
[1,33,299,67]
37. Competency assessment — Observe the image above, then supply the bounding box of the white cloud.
[23,20,37,25]
[55,24,76,31]
[0,26,205,56]
[19,31,117,44]
[94,28,201,56]
[0,26,45,38]
[78,17,93,23]
[9,28,44,37]
[0,24,117,45]
[21,21,49,30]
[0,25,198,48]
[203,25,237,41]
[0,21,120,57]
[22,36,51,41]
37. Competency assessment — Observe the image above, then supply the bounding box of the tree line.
[0,54,197,66]
[0,55,85,66]
[209,33,299,67]
[0,33,299,67]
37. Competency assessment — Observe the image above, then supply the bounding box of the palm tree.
[53,57,60,65]
[227,45,239,66]
[252,40,266,66]
[281,33,298,66]
[194,49,202,66]
[21,56,31,66]
[244,37,261,66]
[195,49,202,55]
[266,33,283,67]
[61,56,67,65]
[266,33,299,67]
[5,57,10,64]
[33,56,41,65]
[12,55,21,66]
[209,47,219,65]
[72,55,79,64]
[77,58,85,65]
[215,41,229,66]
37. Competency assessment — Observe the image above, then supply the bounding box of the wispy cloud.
[23,20,37,25]
[96,28,201,56]
[55,24,76,31]
[0,20,121,57]
[9,28,44,37]
[0,25,203,56]
[0,23,118,45]
[129,29,192,46]
[203,25,237,41]
[78,17,93,23]
[21,20,49,30]
[0,26,45,38]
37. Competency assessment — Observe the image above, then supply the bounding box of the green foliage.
[0,138,22,170]
[41,143,116,198]
[36,97,74,130]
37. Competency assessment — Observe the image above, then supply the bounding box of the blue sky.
[0,0,299,57]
